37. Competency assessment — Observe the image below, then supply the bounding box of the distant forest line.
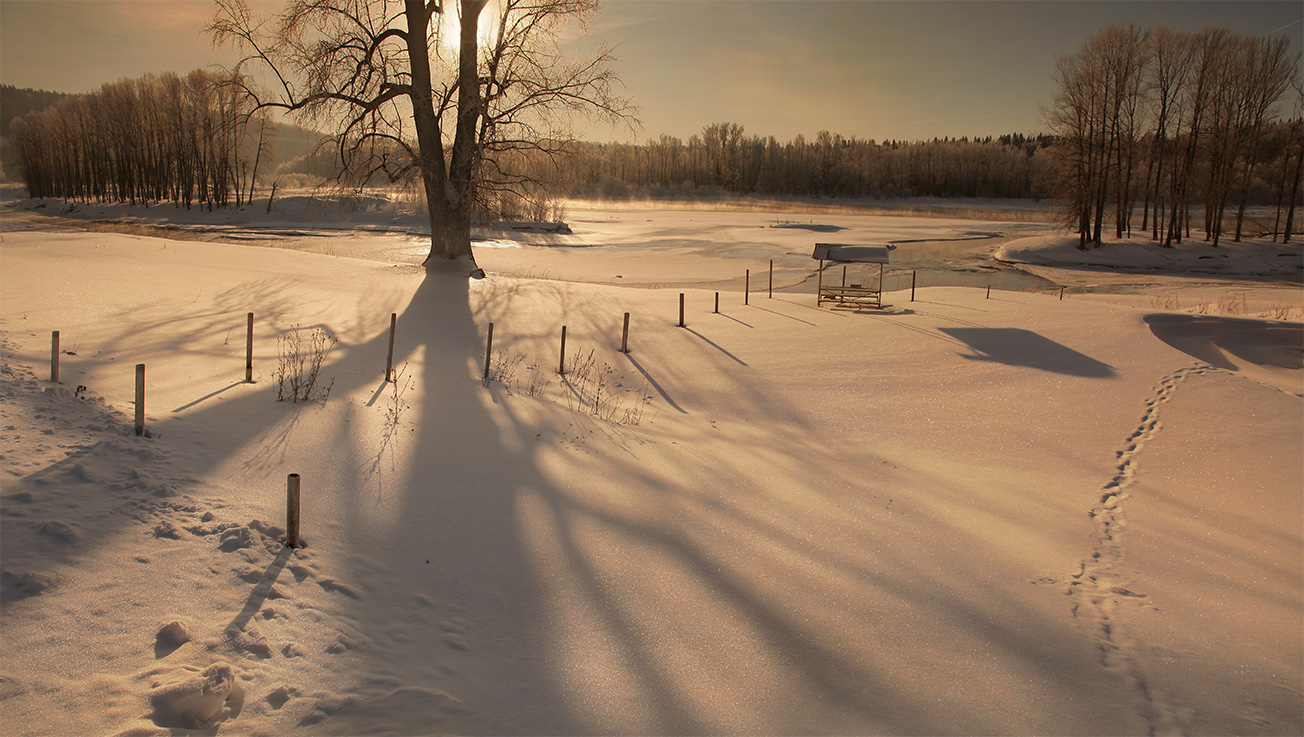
[2,80,1057,206]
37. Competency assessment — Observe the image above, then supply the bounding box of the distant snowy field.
[1,196,1301,735]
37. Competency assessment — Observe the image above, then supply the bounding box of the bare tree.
[1045,25,1142,246]
[1231,35,1298,240]
[1281,76,1304,243]
[1045,24,1299,248]
[210,0,632,269]
[1141,26,1192,240]
[11,69,258,208]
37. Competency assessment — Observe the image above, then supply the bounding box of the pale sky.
[1,0,1300,143]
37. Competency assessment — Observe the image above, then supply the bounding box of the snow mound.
[997,235,1303,277]
[154,620,191,658]
[0,569,61,600]
[147,663,242,730]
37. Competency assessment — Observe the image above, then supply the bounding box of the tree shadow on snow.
[1144,313,1304,373]
[939,327,1118,378]
[4,261,1155,735]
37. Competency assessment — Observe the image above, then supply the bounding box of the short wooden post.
[714,292,720,313]
[134,364,145,436]
[385,312,397,382]
[620,313,630,354]
[286,473,301,548]
[678,294,685,328]
[842,265,847,287]
[769,260,773,298]
[986,285,991,299]
[1059,286,1065,301]
[50,331,60,383]
[745,270,750,305]
[483,322,494,379]
[558,325,567,374]
[245,313,254,382]
[910,270,917,302]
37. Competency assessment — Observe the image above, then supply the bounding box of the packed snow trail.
[1068,363,1220,736]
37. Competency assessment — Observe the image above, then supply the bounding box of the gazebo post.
[817,258,824,307]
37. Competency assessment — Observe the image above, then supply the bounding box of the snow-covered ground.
[1,197,1301,735]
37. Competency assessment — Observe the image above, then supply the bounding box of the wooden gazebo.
[813,243,891,308]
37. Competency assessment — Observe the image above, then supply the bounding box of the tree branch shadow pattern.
[2,267,1155,735]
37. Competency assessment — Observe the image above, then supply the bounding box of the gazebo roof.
[811,243,892,263]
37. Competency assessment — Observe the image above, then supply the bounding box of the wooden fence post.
[559,325,567,374]
[769,259,773,298]
[621,313,630,354]
[678,294,685,328]
[385,312,397,382]
[911,270,917,302]
[986,285,991,300]
[245,313,254,382]
[286,473,301,548]
[484,322,494,379]
[714,292,719,313]
[134,364,145,436]
[1059,286,1065,301]
[745,269,750,305]
[50,331,59,383]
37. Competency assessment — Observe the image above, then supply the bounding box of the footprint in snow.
[36,520,80,544]
[317,578,359,598]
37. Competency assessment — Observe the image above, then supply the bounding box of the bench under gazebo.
[813,243,891,309]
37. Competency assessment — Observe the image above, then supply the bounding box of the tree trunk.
[247,118,265,205]
[407,0,487,267]
[404,1,455,264]
[1285,127,1303,243]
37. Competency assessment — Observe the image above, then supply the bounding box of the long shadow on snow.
[3,264,1146,735]
[939,327,1118,378]
[1144,313,1304,373]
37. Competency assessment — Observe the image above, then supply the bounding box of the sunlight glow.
[435,0,500,58]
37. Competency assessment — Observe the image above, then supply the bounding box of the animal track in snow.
[1068,363,1217,736]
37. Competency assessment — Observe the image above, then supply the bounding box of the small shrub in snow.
[1262,304,1296,321]
[561,349,653,426]
[275,325,336,403]
[482,350,525,389]
[1217,292,1248,315]
[482,345,651,426]
[378,362,413,471]
[1149,294,1180,311]
[520,362,555,397]
[387,362,413,429]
